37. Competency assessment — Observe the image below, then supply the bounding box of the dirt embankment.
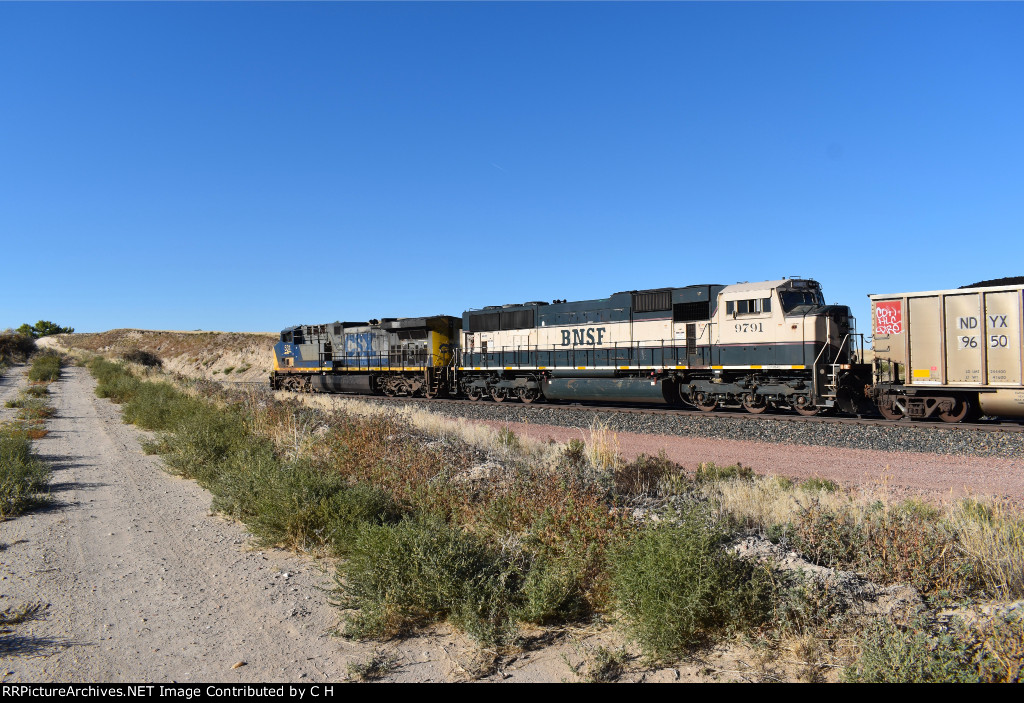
[49,330,277,383]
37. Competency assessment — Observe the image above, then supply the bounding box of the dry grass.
[701,474,851,536]
[948,498,1024,599]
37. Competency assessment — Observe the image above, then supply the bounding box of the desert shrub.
[27,352,61,383]
[614,452,687,497]
[800,477,839,493]
[0,331,36,364]
[844,615,996,683]
[793,499,980,598]
[334,516,520,645]
[23,385,49,398]
[515,551,589,625]
[15,400,56,421]
[496,426,518,450]
[609,507,774,660]
[694,462,754,484]
[222,366,235,375]
[562,438,587,465]
[121,349,163,368]
[246,464,403,554]
[0,432,49,518]
[90,358,142,403]
[121,381,200,431]
[949,498,1024,599]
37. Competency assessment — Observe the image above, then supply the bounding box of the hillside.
[50,329,277,383]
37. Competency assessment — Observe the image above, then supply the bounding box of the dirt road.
[1,366,368,682]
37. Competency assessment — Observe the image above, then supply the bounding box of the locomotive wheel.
[491,388,508,402]
[518,388,539,404]
[938,398,970,423]
[283,376,304,393]
[693,394,718,412]
[792,398,819,416]
[466,387,483,401]
[742,395,767,414]
[878,400,904,421]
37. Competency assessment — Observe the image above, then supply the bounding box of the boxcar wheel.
[878,401,904,421]
[939,397,970,423]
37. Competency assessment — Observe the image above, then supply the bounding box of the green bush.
[27,353,61,383]
[121,349,163,368]
[614,452,687,496]
[121,381,200,431]
[694,462,754,484]
[246,464,403,554]
[515,552,589,625]
[0,433,49,518]
[335,516,519,645]
[609,507,773,660]
[15,399,56,421]
[0,330,36,364]
[844,616,995,683]
[90,358,142,403]
[800,477,839,493]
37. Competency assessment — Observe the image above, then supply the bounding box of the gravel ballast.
[300,395,1024,459]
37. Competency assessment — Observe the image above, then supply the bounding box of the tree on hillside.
[17,321,74,338]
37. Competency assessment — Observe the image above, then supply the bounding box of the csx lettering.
[989,315,1008,328]
[958,317,979,330]
[560,327,606,346]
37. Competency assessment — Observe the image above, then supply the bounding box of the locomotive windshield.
[779,287,825,312]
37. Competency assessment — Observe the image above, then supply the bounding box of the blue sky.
[2,2,1021,336]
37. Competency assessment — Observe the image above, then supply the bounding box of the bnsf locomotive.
[271,277,878,418]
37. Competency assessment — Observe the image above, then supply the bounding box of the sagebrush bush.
[0,432,49,519]
[121,349,163,368]
[334,516,520,645]
[793,499,980,597]
[0,331,35,365]
[90,358,142,402]
[694,462,754,484]
[610,507,774,660]
[247,464,403,554]
[27,352,61,383]
[844,615,995,683]
[614,452,687,497]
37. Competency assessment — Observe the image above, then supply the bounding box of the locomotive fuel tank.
[541,377,674,404]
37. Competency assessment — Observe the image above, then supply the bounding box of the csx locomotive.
[271,277,877,418]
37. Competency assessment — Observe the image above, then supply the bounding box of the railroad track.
[216,379,1024,436]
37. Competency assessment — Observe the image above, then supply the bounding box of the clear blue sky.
[2,2,1022,336]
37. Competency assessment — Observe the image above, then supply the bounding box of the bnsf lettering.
[560,327,607,346]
